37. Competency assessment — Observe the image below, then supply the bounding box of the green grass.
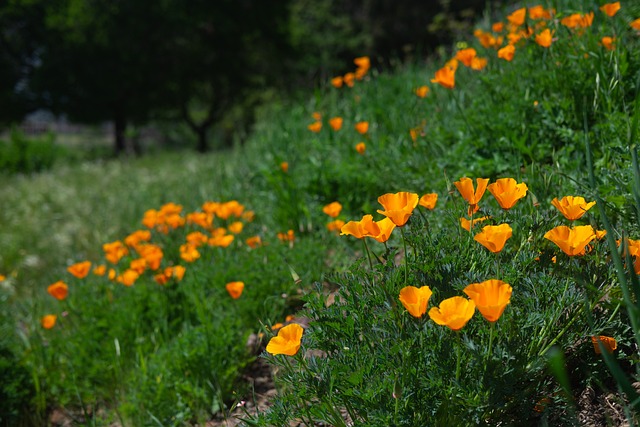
[2,1,640,425]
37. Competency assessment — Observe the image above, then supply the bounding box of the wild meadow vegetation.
[2,1,640,426]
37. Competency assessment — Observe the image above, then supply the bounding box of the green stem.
[400,227,409,286]
[363,238,374,270]
[455,331,462,381]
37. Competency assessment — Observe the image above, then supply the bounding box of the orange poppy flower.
[463,279,512,322]
[226,281,245,299]
[454,177,490,211]
[326,219,345,233]
[498,45,516,61]
[228,221,244,234]
[93,265,106,276]
[329,117,343,131]
[307,122,322,133]
[474,224,513,253]
[529,5,552,20]
[103,240,129,264]
[217,200,245,219]
[399,286,433,318]
[340,215,396,243]
[600,2,620,17]
[117,269,139,287]
[41,314,57,329]
[470,57,488,71]
[124,230,152,247]
[591,335,617,354]
[507,8,526,26]
[322,201,343,218]
[280,161,289,173]
[487,178,528,209]
[331,76,343,88]
[631,18,640,31]
[428,296,476,331]
[246,235,263,248]
[209,234,234,248]
[492,22,504,32]
[544,225,596,256]
[47,281,68,300]
[266,323,304,356]
[355,142,366,154]
[277,229,295,242]
[455,48,477,67]
[343,72,355,87]
[419,193,438,210]
[431,64,456,89]
[354,56,371,79]
[355,121,369,134]
[601,36,616,51]
[561,12,594,29]
[377,192,419,226]
[460,216,490,232]
[172,265,186,281]
[551,196,596,220]
[535,29,553,48]
[180,243,201,262]
[129,258,147,274]
[415,85,429,98]
[137,244,163,270]
[67,261,92,279]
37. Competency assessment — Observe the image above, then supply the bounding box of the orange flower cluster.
[42,198,262,327]
[331,56,371,88]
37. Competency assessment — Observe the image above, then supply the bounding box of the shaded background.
[0,0,499,158]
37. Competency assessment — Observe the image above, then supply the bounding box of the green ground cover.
[2,1,640,425]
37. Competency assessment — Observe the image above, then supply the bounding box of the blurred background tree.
[0,0,494,155]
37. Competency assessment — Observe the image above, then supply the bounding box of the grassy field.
[2,1,640,426]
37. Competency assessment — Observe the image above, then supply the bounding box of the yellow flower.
[41,314,57,329]
[551,196,596,220]
[592,335,617,354]
[322,201,343,218]
[474,224,513,253]
[498,45,515,61]
[399,286,432,318]
[419,193,438,210]
[544,225,596,256]
[460,216,490,231]
[329,117,343,131]
[428,296,476,331]
[377,192,419,226]
[47,281,68,300]
[355,142,366,154]
[487,178,528,209]
[266,323,304,356]
[355,121,369,135]
[67,261,92,279]
[454,177,489,211]
[463,279,512,322]
[599,2,620,17]
[415,85,429,98]
[226,281,245,299]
